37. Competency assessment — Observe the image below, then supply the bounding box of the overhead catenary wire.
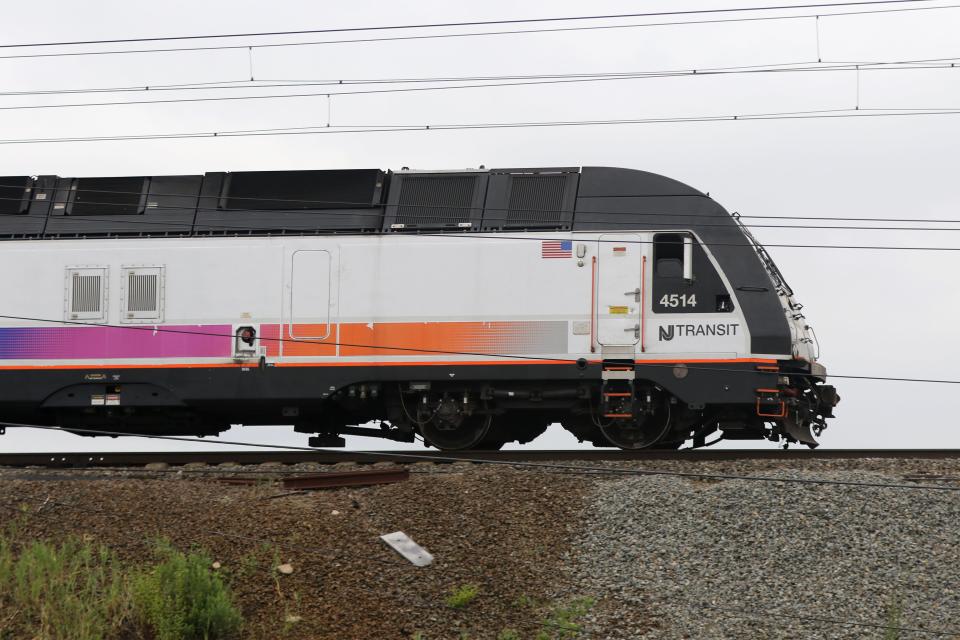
[3,57,958,99]
[0,1,952,61]
[7,188,960,235]
[0,312,957,387]
[4,201,960,251]
[4,107,960,146]
[1,59,958,111]
[0,1,938,49]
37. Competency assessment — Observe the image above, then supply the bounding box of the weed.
[884,593,903,640]
[514,593,540,610]
[280,590,304,636]
[0,535,131,640]
[536,596,596,640]
[410,633,425,640]
[445,583,481,609]
[132,541,242,640]
[498,628,521,640]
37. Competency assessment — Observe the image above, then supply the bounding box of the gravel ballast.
[565,462,960,639]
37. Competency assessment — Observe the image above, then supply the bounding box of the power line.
[0,312,957,386]
[6,190,960,249]
[5,423,960,491]
[1,60,957,110]
[0,1,937,49]
[3,58,949,98]
[3,107,960,146]
[6,191,960,234]
[0,3,954,61]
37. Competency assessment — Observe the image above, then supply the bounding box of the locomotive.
[0,166,838,450]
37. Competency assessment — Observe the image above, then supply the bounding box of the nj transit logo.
[658,323,739,341]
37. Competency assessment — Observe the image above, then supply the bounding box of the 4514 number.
[659,293,697,308]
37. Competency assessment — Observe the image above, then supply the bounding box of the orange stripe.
[0,357,777,371]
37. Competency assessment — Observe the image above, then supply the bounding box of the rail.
[1,449,959,468]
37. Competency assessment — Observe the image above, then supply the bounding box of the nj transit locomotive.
[0,167,838,450]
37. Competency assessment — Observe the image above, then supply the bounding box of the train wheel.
[600,400,672,450]
[421,413,492,450]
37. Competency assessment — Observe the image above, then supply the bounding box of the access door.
[595,234,645,346]
[289,249,332,339]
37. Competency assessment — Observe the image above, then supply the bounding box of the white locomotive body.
[0,166,836,449]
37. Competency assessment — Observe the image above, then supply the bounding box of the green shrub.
[132,542,242,640]
[445,583,480,609]
[0,536,131,640]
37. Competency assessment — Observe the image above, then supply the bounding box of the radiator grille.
[505,174,567,227]
[70,274,102,314]
[127,273,158,312]
[395,175,476,226]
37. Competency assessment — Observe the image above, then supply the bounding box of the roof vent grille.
[395,175,476,227]
[505,174,567,227]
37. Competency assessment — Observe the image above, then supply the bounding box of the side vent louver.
[121,266,164,322]
[65,267,107,322]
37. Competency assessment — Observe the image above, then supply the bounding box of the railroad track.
[0,449,958,468]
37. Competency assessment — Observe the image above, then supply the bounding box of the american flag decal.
[541,240,573,259]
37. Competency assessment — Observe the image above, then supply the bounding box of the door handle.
[623,287,641,301]
[624,323,640,339]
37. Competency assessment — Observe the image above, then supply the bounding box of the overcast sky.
[2,0,959,452]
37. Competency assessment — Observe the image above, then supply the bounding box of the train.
[0,166,838,450]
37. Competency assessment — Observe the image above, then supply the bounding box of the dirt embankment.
[2,456,959,639]
[0,463,594,640]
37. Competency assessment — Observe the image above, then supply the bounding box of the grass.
[0,534,131,640]
[534,596,596,640]
[132,541,243,640]
[0,527,242,640]
[445,583,481,609]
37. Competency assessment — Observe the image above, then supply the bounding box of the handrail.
[731,212,794,297]
[590,255,597,353]
[640,255,647,353]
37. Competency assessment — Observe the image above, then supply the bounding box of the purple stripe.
[0,325,231,360]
